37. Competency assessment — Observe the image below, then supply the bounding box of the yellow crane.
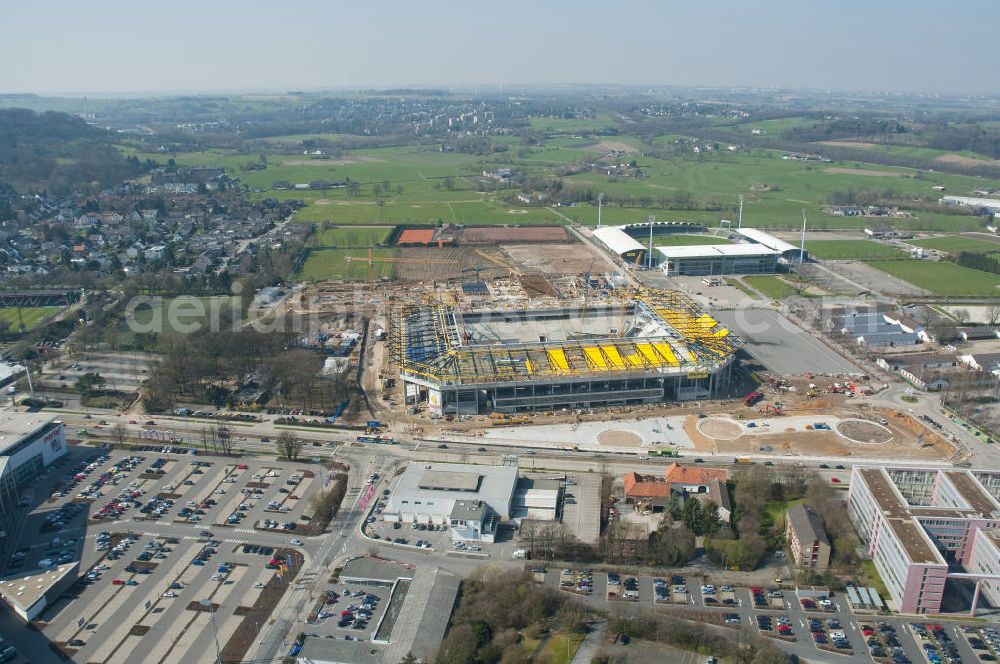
[473,249,523,276]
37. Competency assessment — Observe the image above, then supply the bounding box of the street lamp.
[200,598,222,664]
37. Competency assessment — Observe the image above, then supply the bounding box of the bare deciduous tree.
[275,431,303,461]
[110,423,128,449]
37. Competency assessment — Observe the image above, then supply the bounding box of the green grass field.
[127,124,998,235]
[313,226,390,247]
[866,259,1000,296]
[804,240,909,259]
[910,236,1000,255]
[536,633,584,664]
[655,234,732,246]
[296,248,395,281]
[744,275,796,299]
[0,306,62,333]
[128,297,236,328]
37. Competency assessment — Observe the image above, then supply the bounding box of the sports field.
[865,260,1000,297]
[803,240,909,259]
[655,234,732,246]
[296,248,396,281]
[910,236,1000,255]
[744,275,795,300]
[0,306,61,333]
[312,226,390,247]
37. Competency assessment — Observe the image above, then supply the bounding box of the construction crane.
[473,249,523,277]
[582,258,596,291]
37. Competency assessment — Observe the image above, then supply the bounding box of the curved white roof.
[592,226,645,255]
[735,228,798,254]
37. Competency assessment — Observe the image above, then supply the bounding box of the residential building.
[785,504,831,571]
[877,353,960,391]
[623,472,670,511]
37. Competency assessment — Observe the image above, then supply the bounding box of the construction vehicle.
[490,413,530,426]
[759,402,783,416]
[743,391,764,407]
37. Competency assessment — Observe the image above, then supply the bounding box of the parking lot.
[0,445,331,662]
[301,582,391,642]
[539,568,1000,664]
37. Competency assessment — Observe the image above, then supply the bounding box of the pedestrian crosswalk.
[232,527,255,534]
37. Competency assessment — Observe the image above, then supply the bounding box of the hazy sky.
[2,0,998,95]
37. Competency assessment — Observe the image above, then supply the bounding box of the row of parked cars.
[862,621,908,663]
[808,616,851,652]
[964,624,1000,661]
[912,623,963,664]
[559,568,593,596]
[757,614,794,639]
[335,591,380,630]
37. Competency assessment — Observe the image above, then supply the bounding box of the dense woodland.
[0,109,150,199]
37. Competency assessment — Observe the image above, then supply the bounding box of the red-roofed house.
[623,472,670,511]
[663,463,727,493]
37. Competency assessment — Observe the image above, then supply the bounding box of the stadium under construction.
[390,290,740,415]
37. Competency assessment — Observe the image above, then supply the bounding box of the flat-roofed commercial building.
[0,562,77,621]
[0,413,66,514]
[657,244,780,276]
[848,466,1000,614]
[383,462,518,537]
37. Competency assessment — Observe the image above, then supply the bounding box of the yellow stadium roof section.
[389,287,739,386]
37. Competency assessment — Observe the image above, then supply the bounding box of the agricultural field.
[866,259,1000,297]
[0,306,62,333]
[910,235,1000,255]
[296,248,396,281]
[803,239,909,259]
[312,226,391,247]
[815,140,999,164]
[744,275,796,300]
[527,115,618,133]
[655,234,732,246]
[125,127,997,234]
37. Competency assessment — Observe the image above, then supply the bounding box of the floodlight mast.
[800,209,807,264]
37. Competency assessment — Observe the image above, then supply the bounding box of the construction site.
[389,288,740,415]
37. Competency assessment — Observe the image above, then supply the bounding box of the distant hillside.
[0,108,141,197]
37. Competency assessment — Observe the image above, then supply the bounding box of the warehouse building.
[512,478,561,521]
[383,462,519,540]
[939,195,1000,214]
[391,289,739,415]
